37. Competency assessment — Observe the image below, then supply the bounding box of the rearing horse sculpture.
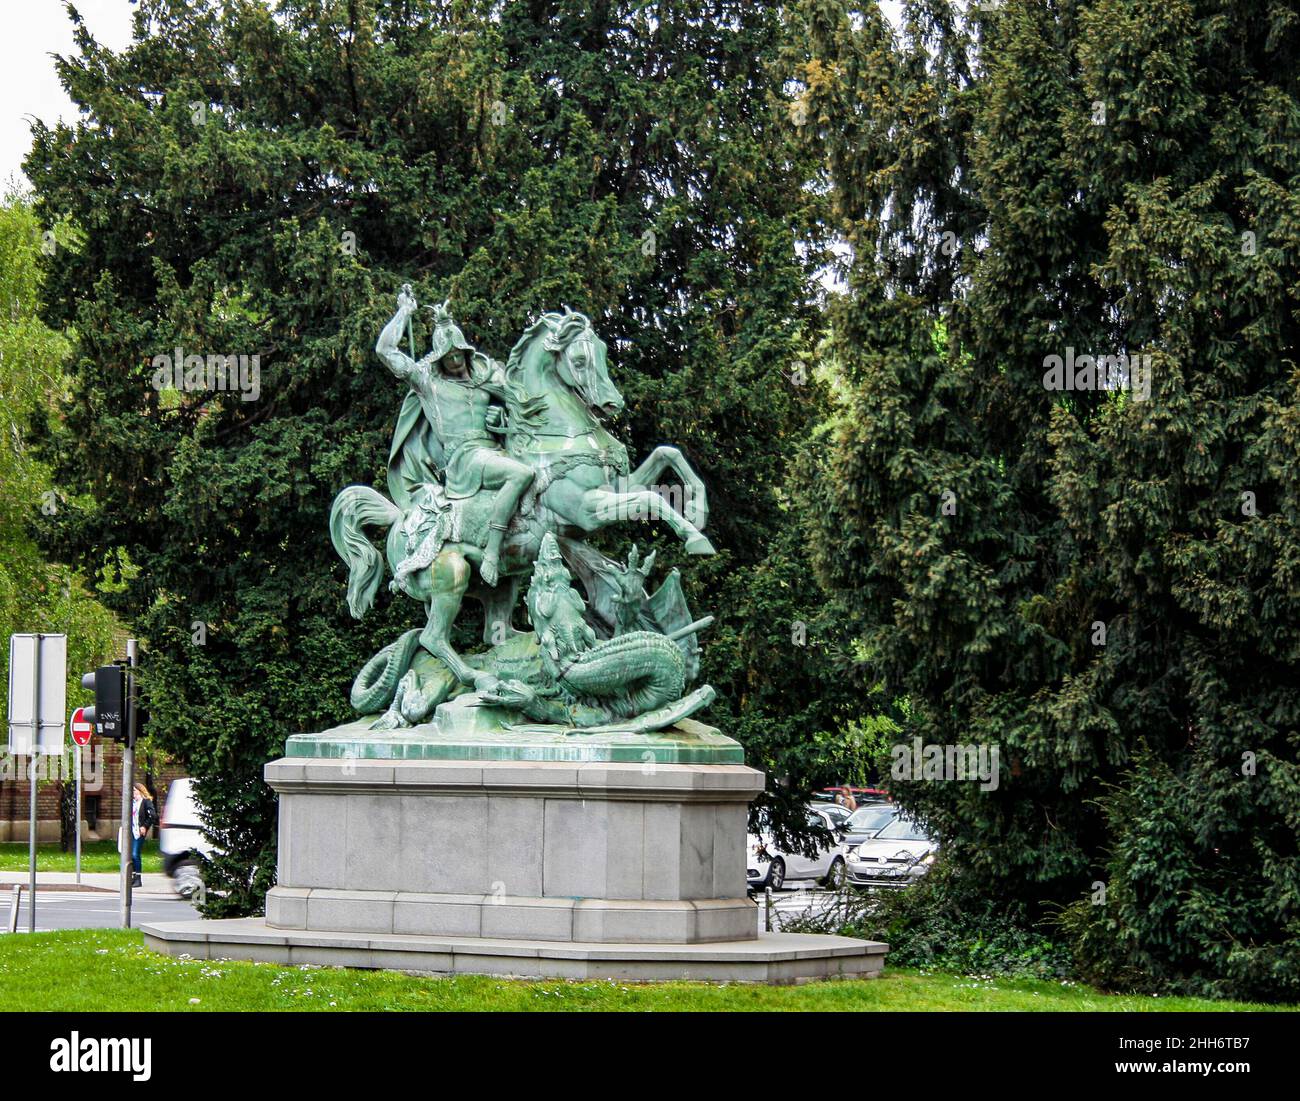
[330,305,714,702]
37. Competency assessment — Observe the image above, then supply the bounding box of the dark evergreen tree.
[798,0,1300,999]
[28,0,849,911]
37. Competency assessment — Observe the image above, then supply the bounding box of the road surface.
[7,891,197,933]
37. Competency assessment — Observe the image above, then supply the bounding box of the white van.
[159,778,217,898]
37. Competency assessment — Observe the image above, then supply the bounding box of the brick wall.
[0,741,186,843]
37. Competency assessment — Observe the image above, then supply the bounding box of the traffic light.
[80,664,127,742]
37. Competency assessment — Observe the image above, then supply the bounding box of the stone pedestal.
[142,722,888,983]
[263,755,761,944]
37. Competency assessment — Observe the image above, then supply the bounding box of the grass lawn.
[0,840,163,874]
[0,929,1289,1011]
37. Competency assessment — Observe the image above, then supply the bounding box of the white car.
[845,813,937,888]
[159,778,218,899]
[747,806,847,891]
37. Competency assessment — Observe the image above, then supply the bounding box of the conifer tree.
[28,0,838,911]
[798,0,1300,998]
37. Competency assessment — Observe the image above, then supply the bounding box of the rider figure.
[376,286,534,586]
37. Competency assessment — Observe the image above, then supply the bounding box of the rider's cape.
[387,390,444,512]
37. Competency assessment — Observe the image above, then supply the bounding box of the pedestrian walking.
[131,783,156,888]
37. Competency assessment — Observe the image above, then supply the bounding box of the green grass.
[0,840,163,874]
[0,929,1289,1011]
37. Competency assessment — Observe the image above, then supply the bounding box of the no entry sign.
[70,706,93,746]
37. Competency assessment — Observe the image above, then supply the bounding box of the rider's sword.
[402,284,416,359]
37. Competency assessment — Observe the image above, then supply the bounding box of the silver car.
[845,813,936,888]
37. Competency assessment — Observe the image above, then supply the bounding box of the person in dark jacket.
[131,783,157,888]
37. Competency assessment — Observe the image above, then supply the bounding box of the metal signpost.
[70,706,93,884]
[80,645,138,929]
[120,639,139,929]
[6,633,67,933]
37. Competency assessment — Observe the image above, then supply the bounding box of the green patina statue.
[329,286,716,735]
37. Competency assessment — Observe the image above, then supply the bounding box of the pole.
[119,639,138,929]
[75,743,82,885]
[7,885,19,934]
[404,286,416,359]
[28,633,41,933]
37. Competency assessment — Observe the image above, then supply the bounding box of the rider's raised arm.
[376,286,418,380]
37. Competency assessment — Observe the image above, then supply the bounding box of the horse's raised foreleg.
[581,486,716,555]
[624,446,709,532]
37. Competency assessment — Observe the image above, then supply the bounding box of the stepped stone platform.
[141,920,887,983]
[142,721,888,983]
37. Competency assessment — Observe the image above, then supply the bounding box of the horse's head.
[548,309,623,421]
[521,308,624,422]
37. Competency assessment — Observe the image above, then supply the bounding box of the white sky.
[1,0,136,190]
[2,0,908,190]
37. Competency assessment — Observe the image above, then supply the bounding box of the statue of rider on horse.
[328,285,717,733]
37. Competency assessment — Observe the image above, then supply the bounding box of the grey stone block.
[264,760,306,785]
[143,918,890,984]
[266,752,769,945]
[344,793,404,891]
[279,794,348,889]
[692,899,757,943]
[604,801,646,899]
[480,897,575,941]
[266,886,309,929]
[374,950,456,975]
[391,762,483,789]
[641,802,681,900]
[289,944,375,969]
[306,889,396,934]
[460,952,589,980]
[542,799,609,897]
[572,900,696,943]
[399,793,488,894]
[486,796,544,897]
[712,804,749,898]
[483,762,580,790]
[677,803,717,899]
[393,892,483,937]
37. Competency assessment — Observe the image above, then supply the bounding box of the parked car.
[836,803,899,857]
[819,802,854,829]
[815,785,890,805]
[159,778,217,898]
[845,813,936,888]
[747,806,847,891]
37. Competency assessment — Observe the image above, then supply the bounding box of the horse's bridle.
[558,326,607,414]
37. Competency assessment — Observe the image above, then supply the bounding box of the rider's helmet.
[426,300,476,364]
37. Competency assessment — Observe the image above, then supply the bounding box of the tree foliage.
[797,0,1300,1000]
[0,194,118,714]
[27,0,860,911]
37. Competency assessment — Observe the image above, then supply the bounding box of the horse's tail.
[330,485,403,618]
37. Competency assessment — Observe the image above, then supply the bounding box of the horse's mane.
[505,310,592,386]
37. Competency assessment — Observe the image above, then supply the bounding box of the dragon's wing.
[555,536,623,637]
[645,568,702,683]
